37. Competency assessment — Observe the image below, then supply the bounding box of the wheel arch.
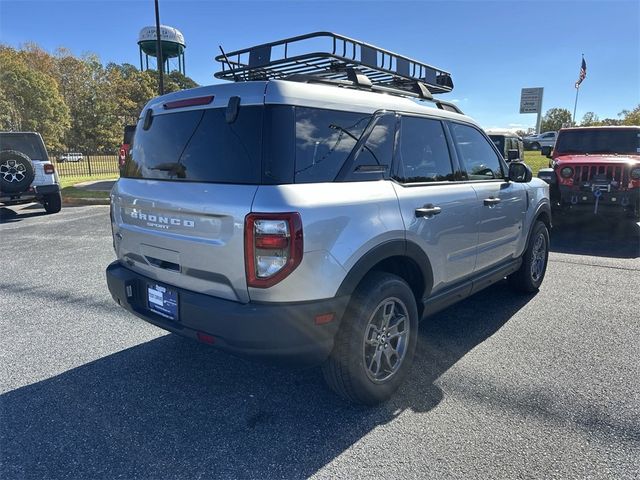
[335,240,433,316]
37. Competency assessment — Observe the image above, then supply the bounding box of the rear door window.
[294,107,372,183]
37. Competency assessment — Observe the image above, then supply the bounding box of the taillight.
[245,213,303,288]
[44,164,55,174]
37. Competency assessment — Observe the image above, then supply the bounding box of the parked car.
[0,132,62,214]
[524,131,557,151]
[537,126,640,218]
[59,152,84,162]
[486,130,524,162]
[118,125,136,171]
[106,32,551,405]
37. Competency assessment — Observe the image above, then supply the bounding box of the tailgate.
[112,179,257,303]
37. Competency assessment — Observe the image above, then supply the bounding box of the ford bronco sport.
[0,132,62,214]
[106,33,551,404]
[538,126,640,218]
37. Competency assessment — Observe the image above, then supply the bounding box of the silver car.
[106,33,551,404]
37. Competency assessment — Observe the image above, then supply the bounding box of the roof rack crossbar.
[214,32,454,96]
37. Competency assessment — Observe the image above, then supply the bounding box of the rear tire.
[43,192,62,214]
[509,221,549,293]
[322,272,419,405]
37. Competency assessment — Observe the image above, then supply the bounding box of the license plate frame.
[147,283,179,321]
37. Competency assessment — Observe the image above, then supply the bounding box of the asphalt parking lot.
[1,204,639,479]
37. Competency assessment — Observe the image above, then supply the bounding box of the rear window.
[555,129,640,155]
[488,135,505,154]
[123,105,375,184]
[123,107,262,183]
[0,134,46,160]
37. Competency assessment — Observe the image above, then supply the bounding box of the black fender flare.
[335,239,434,300]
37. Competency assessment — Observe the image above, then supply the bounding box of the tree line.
[0,43,198,154]
[515,106,640,137]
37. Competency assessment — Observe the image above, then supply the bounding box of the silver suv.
[106,33,551,404]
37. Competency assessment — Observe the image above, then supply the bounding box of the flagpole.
[572,53,585,126]
[572,85,580,125]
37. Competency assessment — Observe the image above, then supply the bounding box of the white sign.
[520,87,543,114]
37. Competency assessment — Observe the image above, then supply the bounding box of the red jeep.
[537,126,640,219]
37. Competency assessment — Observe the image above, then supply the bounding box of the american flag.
[575,57,587,89]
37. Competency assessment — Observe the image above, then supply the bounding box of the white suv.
[0,132,62,214]
[59,152,84,162]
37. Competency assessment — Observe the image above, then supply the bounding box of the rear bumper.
[0,184,59,204]
[106,261,349,365]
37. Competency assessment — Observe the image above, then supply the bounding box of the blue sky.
[1,0,638,131]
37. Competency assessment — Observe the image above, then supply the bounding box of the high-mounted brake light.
[163,95,214,110]
[245,213,303,288]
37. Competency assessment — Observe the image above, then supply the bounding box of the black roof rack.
[214,32,454,97]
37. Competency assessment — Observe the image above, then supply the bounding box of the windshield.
[555,129,640,155]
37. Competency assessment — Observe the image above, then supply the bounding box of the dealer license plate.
[147,283,178,321]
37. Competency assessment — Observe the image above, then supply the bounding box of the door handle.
[415,204,442,218]
[483,197,501,206]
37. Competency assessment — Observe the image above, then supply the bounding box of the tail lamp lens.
[631,167,640,180]
[245,213,303,288]
[560,167,574,178]
[44,164,55,174]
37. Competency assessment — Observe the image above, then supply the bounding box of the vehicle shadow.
[0,206,47,223]
[550,215,640,258]
[1,283,531,479]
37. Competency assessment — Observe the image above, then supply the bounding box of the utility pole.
[154,0,164,95]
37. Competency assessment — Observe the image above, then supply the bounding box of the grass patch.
[60,186,110,199]
[59,174,118,189]
[523,151,549,176]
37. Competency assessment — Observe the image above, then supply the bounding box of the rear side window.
[123,107,262,183]
[294,107,372,183]
[394,116,454,183]
[123,126,135,144]
[0,134,46,160]
[450,123,504,180]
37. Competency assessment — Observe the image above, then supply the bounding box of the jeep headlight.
[560,167,574,178]
[631,167,640,180]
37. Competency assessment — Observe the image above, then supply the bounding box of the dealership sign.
[520,88,544,114]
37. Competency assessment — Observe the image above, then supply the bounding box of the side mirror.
[540,146,552,158]
[508,161,533,183]
[507,149,520,162]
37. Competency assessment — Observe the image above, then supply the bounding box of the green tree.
[580,111,600,126]
[619,105,640,126]
[540,108,573,131]
[0,46,70,151]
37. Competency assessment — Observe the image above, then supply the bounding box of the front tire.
[322,272,419,405]
[43,192,62,214]
[509,221,550,293]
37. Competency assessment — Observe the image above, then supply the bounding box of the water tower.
[138,25,186,75]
